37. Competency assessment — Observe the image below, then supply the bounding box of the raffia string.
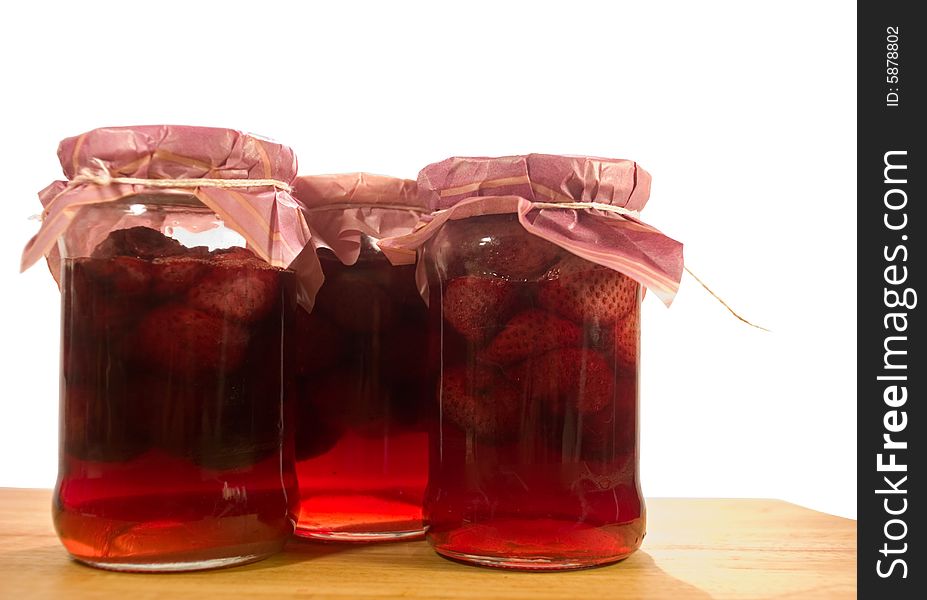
[37,160,293,224]
[530,200,768,331]
[529,201,641,219]
[70,159,293,192]
[302,203,427,213]
[683,267,769,331]
[426,200,641,221]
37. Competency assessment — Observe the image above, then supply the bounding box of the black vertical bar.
[858,2,923,597]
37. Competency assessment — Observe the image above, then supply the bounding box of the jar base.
[427,517,643,571]
[295,526,425,543]
[295,492,425,542]
[71,552,270,573]
[433,546,629,571]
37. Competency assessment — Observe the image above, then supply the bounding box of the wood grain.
[0,489,855,599]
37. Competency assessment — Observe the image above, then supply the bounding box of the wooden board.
[0,488,855,599]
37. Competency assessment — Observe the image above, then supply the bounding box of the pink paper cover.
[294,173,423,266]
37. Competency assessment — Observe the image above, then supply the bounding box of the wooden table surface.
[0,488,855,599]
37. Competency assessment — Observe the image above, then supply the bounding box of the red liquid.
[55,453,296,570]
[291,247,430,540]
[295,431,428,539]
[424,216,645,569]
[55,242,298,571]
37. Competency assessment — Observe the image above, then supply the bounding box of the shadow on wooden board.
[0,537,715,599]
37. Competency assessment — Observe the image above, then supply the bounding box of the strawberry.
[92,226,187,260]
[286,307,346,376]
[613,313,640,370]
[442,276,517,342]
[212,246,264,265]
[132,304,250,375]
[82,255,153,297]
[437,214,564,280]
[62,382,148,462]
[150,255,206,297]
[189,375,281,471]
[384,262,426,309]
[441,364,520,442]
[314,271,395,334]
[387,378,431,430]
[381,314,432,383]
[608,314,640,371]
[572,373,637,459]
[511,347,615,416]
[88,228,215,297]
[62,267,138,390]
[187,261,281,323]
[65,259,143,338]
[481,309,582,365]
[353,320,434,431]
[538,256,639,325]
[586,308,640,372]
[302,366,391,437]
[135,372,280,470]
[292,375,345,460]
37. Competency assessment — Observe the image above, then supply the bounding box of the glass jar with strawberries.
[289,174,431,541]
[21,127,314,572]
[380,155,684,570]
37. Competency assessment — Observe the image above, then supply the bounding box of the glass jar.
[290,174,431,541]
[379,154,683,570]
[422,213,643,569]
[55,197,298,571]
[23,126,310,572]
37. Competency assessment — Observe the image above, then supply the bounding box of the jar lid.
[58,125,297,183]
[418,154,650,212]
[292,173,424,267]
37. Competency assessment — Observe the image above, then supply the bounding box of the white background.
[0,1,856,518]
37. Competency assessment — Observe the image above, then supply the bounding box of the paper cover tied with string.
[293,172,424,267]
[378,154,684,304]
[20,125,315,288]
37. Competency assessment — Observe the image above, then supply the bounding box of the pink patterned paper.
[21,125,319,299]
[294,173,423,266]
[378,154,684,305]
